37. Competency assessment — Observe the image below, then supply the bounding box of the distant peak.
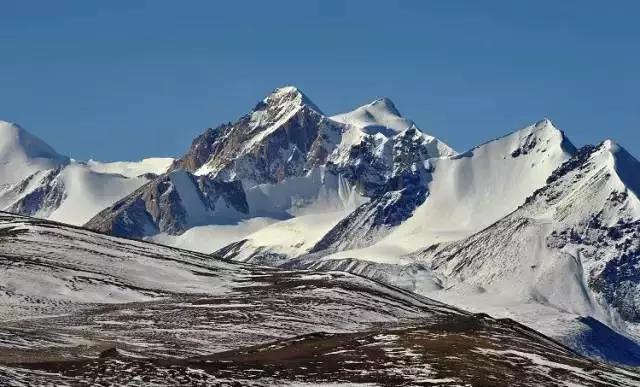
[590,139,640,198]
[0,120,24,134]
[601,139,621,153]
[330,97,414,135]
[0,120,68,184]
[518,118,564,139]
[272,85,301,95]
[367,97,402,117]
[0,120,66,163]
[263,86,323,114]
[534,118,555,129]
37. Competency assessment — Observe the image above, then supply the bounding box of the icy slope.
[48,163,150,225]
[331,97,413,133]
[0,212,638,385]
[0,121,164,225]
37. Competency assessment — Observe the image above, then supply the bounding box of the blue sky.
[1,1,638,160]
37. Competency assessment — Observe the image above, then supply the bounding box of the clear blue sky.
[1,1,638,160]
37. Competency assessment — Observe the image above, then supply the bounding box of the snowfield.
[86,157,173,178]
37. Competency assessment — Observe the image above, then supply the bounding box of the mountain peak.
[367,97,402,117]
[594,139,640,197]
[533,117,555,130]
[0,120,69,185]
[513,118,576,156]
[0,120,66,163]
[271,85,302,96]
[602,138,621,153]
[263,86,323,114]
[330,97,415,135]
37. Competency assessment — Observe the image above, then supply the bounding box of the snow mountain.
[86,86,454,244]
[0,120,173,225]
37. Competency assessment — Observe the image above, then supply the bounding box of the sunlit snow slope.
[0,120,172,225]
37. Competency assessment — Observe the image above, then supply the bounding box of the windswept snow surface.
[149,217,277,253]
[244,167,365,218]
[47,163,149,225]
[331,97,415,134]
[86,157,173,178]
[151,168,366,253]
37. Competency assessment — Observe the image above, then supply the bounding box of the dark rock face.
[311,185,427,252]
[86,172,248,238]
[546,145,596,185]
[332,135,388,196]
[197,177,248,214]
[174,87,344,186]
[331,126,440,197]
[3,167,67,218]
[591,247,640,322]
[170,126,229,173]
[311,127,436,252]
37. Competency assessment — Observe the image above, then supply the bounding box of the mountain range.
[1,86,640,380]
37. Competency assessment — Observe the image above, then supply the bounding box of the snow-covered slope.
[411,140,640,320]
[0,120,172,225]
[0,212,638,386]
[6,86,640,374]
[317,119,576,261]
[86,157,173,178]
